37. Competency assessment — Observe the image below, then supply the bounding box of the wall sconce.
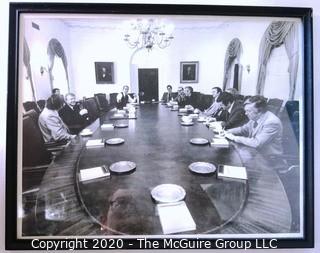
[40,66,48,75]
[246,64,251,73]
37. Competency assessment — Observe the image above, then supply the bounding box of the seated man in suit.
[116,85,137,109]
[183,86,199,110]
[59,93,89,134]
[225,95,283,156]
[161,85,176,103]
[174,86,186,106]
[38,94,76,143]
[196,86,222,116]
[215,92,248,129]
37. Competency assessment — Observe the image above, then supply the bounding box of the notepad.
[218,165,248,180]
[80,129,93,136]
[157,201,196,234]
[210,138,229,148]
[101,123,114,130]
[79,166,110,182]
[85,139,105,148]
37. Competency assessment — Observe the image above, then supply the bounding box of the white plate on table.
[181,121,194,126]
[188,162,216,174]
[109,161,136,173]
[151,184,186,203]
[114,123,128,128]
[105,138,125,145]
[189,138,209,145]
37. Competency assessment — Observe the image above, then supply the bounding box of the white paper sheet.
[218,165,248,180]
[85,139,104,147]
[79,166,109,182]
[211,138,229,147]
[157,201,196,234]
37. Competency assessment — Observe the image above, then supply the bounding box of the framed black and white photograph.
[180,61,199,83]
[95,62,114,84]
[5,2,314,251]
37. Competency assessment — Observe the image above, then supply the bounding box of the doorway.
[138,68,159,102]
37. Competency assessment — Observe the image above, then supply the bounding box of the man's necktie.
[253,121,258,128]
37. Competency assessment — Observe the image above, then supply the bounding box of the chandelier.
[123,19,174,50]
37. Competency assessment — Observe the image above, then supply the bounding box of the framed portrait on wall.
[6,2,314,251]
[94,62,114,84]
[180,61,199,83]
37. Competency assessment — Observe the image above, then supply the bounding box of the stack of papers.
[101,123,114,130]
[85,139,105,148]
[210,138,229,148]
[80,129,93,136]
[218,165,248,180]
[79,166,110,182]
[157,201,196,234]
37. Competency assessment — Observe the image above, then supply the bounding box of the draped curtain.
[23,38,38,105]
[222,38,242,91]
[256,21,299,100]
[47,38,70,91]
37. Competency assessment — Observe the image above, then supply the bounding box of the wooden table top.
[29,104,291,237]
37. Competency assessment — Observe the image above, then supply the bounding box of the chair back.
[23,101,40,113]
[37,100,46,111]
[94,93,109,112]
[198,94,213,111]
[23,111,51,167]
[267,98,284,116]
[84,97,100,122]
[109,93,118,107]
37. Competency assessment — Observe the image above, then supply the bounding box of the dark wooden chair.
[23,101,40,113]
[267,98,284,116]
[37,99,46,111]
[84,97,100,122]
[109,93,118,108]
[94,93,109,112]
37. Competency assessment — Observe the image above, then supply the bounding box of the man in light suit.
[38,94,76,143]
[225,95,283,156]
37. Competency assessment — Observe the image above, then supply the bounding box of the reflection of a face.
[65,95,76,107]
[244,103,261,121]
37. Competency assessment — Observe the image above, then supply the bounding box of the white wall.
[68,27,134,98]
[68,17,303,101]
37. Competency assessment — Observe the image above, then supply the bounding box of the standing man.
[116,85,137,109]
[225,95,283,156]
[59,93,89,134]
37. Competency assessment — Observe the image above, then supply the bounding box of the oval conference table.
[31,103,291,237]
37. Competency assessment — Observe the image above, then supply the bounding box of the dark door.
[138,68,159,102]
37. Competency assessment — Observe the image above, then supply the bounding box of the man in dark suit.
[59,93,89,134]
[183,86,199,109]
[216,92,248,129]
[225,95,283,156]
[161,85,176,103]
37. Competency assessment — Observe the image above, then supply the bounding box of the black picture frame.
[94,62,114,84]
[180,61,199,83]
[6,3,314,250]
